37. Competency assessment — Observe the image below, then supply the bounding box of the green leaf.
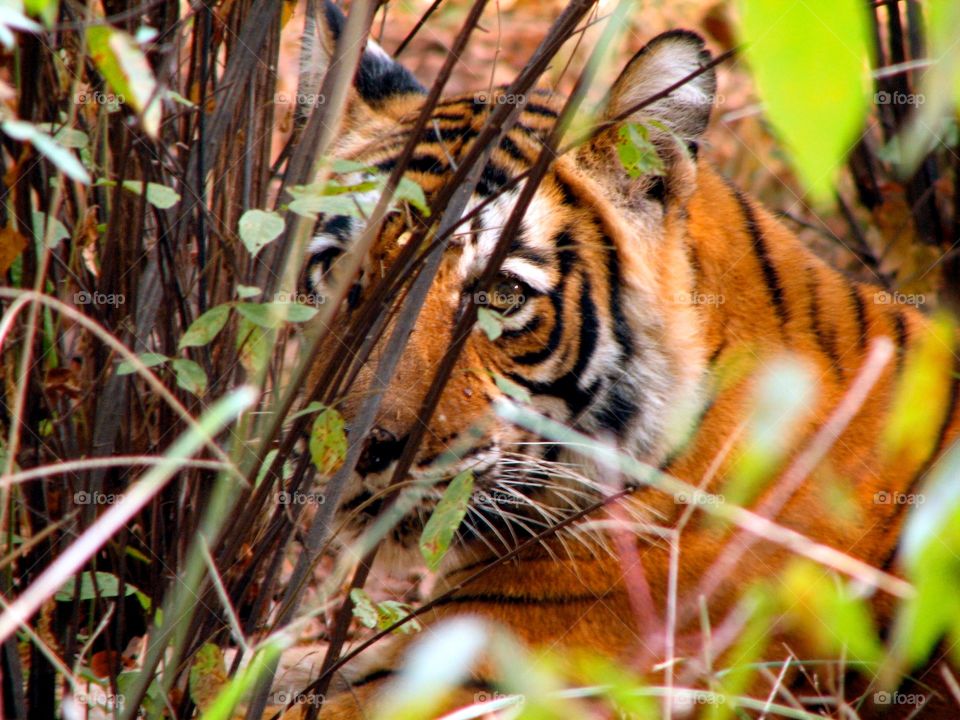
[778,560,883,666]
[24,0,57,28]
[476,306,503,341]
[119,180,180,209]
[238,209,284,259]
[235,301,317,328]
[179,304,230,349]
[492,372,531,403]
[309,406,347,475]
[375,600,421,634]
[171,358,207,396]
[55,571,139,601]
[723,358,815,508]
[86,26,161,136]
[235,315,271,374]
[350,589,380,629]
[330,158,372,173]
[116,352,167,375]
[738,0,872,201]
[1,119,90,183]
[883,315,956,466]
[349,590,421,635]
[419,470,473,571]
[35,123,88,149]
[236,284,261,299]
[31,210,70,248]
[255,448,279,487]
[395,176,430,216]
[895,442,960,666]
[288,400,326,421]
[616,122,665,179]
[286,187,364,218]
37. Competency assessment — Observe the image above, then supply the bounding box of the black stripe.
[351,668,394,688]
[602,229,634,358]
[498,134,530,164]
[892,310,909,371]
[850,283,870,352]
[374,153,449,175]
[732,189,789,331]
[511,248,575,365]
[477,162,509,197]
[566,273,599,381]
[554,176,580,207]
[501,313,542,339]
[523,102,560,118]
[595,385,639,436]
[806,267,843,380]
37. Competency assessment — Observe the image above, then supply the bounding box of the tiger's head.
[303,3,717,556]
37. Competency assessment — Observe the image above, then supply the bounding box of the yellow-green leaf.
[86,26,161,137]
[738,0,872,201]
[419,470,473,571]
[308,406,347,475]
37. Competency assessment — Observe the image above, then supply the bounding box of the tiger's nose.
[356,427,407,477]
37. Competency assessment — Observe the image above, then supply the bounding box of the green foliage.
[119,180,180,209]
[616,122,665,179]
[419,470,474,571]
[350,589,422,635]
[308,406,347,475]
[86,25,160,136]
[738,0,872,200]
[883,314,956,466]
[777,561,883,666]
[178,305,230,350]
[1,119,90,183]
[476,306,503,340]
[55,571,139,602]
[895,443,960,668]
[723,358,815,508]
[492,372,531,403]
[238,209,285,259]
[286,164,430,219]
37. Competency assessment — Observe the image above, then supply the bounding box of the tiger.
[285,2,960,718]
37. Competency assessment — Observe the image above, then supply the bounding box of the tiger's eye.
[488,275,528,314]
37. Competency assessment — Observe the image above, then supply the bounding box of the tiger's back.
[291,5,960,718]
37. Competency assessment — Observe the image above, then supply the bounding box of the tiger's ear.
[581,31,715,205]
[298,0,425,120]
[606,30,716,141]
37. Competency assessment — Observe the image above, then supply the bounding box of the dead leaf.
[0,225,28,275]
